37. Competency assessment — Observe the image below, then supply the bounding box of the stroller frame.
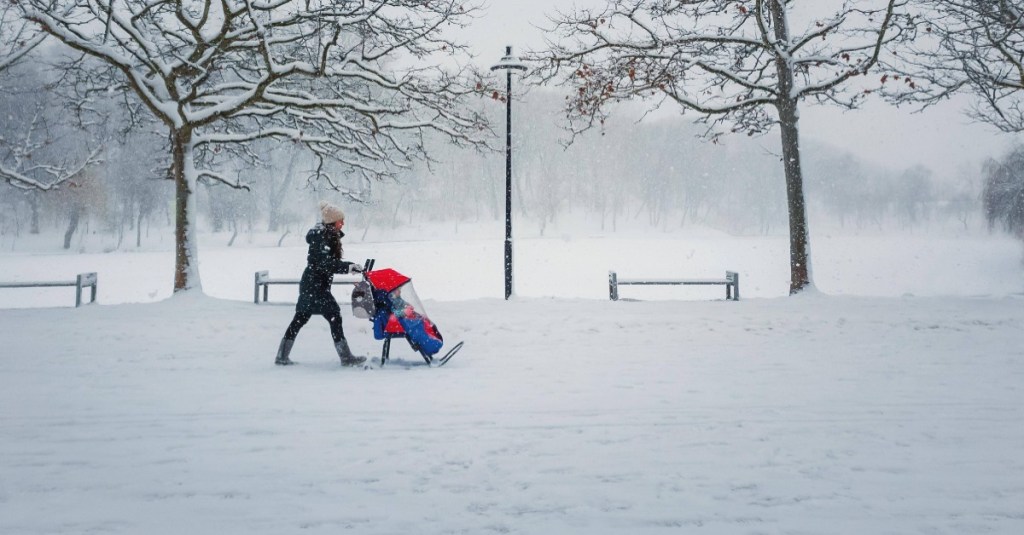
[360,259,462,368]
[380,334,429,366]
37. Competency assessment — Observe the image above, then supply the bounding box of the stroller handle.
[362,258,376,279]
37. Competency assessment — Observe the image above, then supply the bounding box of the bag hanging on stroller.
[355,262,462,367]
[350,280,375,319]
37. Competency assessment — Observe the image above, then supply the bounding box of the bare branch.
[0,146,104,191]
[890,0,1024,133]
[196,169,251,190]
[0,6,46,73]
[23,0,492,183]
[528,0,912,137]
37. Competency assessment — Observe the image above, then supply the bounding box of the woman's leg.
[324,311,365,365]
[323,311,346,342]
[276,311,312,365]
[284,312,312,340]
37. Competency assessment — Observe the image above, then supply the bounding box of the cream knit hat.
[319,200,345,224]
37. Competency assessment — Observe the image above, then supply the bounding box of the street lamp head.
[490,45,527,73]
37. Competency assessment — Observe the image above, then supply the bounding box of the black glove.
[349,264,364,273]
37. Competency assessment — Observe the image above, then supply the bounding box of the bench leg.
[609,271,619,301]
[726,271,739,301]
[75,273,90,307]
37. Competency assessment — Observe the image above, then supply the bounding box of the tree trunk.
[116,216,125,250]
[770,0,812,295]
[63,204,80,250]
[227,219,238,247]
[29,192,40,235]
[136,208,144,248]
[172,127,202,292]
[269,151,299,232]
[267,199,280,233]
[778,101,812,294]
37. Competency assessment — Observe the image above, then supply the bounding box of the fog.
[0,83,992,247]
[461,0,1019,182]
[1,0,1021,248]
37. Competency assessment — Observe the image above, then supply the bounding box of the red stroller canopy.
[366,268,410,292]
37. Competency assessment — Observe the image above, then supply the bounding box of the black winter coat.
[296,224,356,315]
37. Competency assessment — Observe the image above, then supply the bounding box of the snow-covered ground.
[1,225,1023,534]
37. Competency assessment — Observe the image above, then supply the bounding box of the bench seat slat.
[617,279,730,285]
[262,279,301,284]
[0,272,97,307]
[263,278,358,285]
[0,281,79,288]
[254,270,361,303]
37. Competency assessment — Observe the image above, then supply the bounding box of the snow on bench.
[0,272,98,307]
[253,270,361,304]
[608,270,739,301]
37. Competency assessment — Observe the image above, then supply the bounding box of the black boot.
[335,339,366,366]
[275,338,295,366]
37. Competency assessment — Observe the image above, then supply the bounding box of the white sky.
[457,1,1023,182]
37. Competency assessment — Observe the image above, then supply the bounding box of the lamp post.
[491,45,527,300]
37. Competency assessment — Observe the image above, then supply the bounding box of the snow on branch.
[0,147,104,192]
[1,9,111,193]
[23,0,492,185]
[887,0,1024,133]
[1,6,46,73]
[528,0,914,137]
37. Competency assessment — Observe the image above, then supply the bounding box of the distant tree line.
[335,91,985,238]
[0,87,992,250]
[3,0,1024,291]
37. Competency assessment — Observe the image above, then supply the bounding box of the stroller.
[351,259,463,367]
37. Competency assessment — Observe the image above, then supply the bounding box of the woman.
[274,201,367,367]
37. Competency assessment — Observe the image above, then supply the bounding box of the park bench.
[0,272,98,307]
[608,270,739,301]
[254,260,374,304]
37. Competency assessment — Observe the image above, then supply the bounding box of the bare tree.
[21,0,490,292]
[894,1,1024,133]
[892,164,934,228]
[530,0,913,294]
[0,8,102,191]
[0,103,104,192]
[0,5,44,72]
[983,145,1024,237]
